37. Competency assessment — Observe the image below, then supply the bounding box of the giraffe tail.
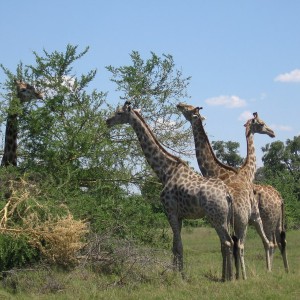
[227,192,238,256]
[280,202,287,253]
[226,193,234,233]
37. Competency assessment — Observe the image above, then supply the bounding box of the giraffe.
[177,103,273,279]
[106,101,235,281]
[242,114,289,272]
[183,105,289,273]
[1,80,43,167]
[253,184,289,272]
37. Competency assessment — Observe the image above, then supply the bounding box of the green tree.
[211,140,243,167]
[106,51,193,189]
[258,136,300,228]
[0,45,170,252]
[0,45,119,188]
[261,136,300,201]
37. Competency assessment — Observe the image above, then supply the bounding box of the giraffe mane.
[133,109,186,165]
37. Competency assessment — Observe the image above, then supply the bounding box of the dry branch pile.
[0,178,88,267]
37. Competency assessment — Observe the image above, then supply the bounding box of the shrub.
[0,177,88,269]
[0,234,39,272]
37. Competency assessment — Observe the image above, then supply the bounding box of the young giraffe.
[106,101,234,281]
[1,80,43,167]
[177,103,273,279]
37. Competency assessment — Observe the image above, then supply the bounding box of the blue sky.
[1,0,299,167]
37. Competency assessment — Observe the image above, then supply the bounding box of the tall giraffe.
[177,104,289,273]
[106,101,234,281]
[177,103,273,279]
[242,114,289,272]
[1,80,43,167]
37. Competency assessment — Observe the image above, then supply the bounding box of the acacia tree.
[0,45,171,249]
[0,45,121,189]
[257,136,300,228]
[106,51,193,189]
[261,136,300,200]
[211,140,243,167]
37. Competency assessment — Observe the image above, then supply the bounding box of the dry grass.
[0,178,88,266]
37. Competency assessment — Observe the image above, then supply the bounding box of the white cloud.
[238,110,253,121]
[205,95,247,108]
[274,69,300,83]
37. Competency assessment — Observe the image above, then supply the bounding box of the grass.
[0,227,299,300]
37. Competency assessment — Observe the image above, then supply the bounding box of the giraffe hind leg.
[232,235,240,279]
[253,216,271,272]
[217,227,234,281]
[233,235,247,280]
[224,240,233,281]
[278,231,289,273]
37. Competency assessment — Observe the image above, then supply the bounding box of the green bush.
[263,173,300,229]
[67,190,169,247]
[0,234,40,272]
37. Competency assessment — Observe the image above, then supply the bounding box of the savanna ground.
[0,227,299,300]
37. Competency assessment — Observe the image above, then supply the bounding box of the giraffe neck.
[1,113,18,166]
[239,132,256,182]
[191,117,237,178]
[129,110,181,184]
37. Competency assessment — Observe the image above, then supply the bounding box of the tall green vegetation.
[257,136,300,228]
[0,45,193,271]
[212,140,243,167]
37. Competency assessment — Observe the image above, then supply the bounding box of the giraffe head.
[244,112,275,138]
[106,101,134,127]
[176,102,206,122]
[15,80,43,102]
